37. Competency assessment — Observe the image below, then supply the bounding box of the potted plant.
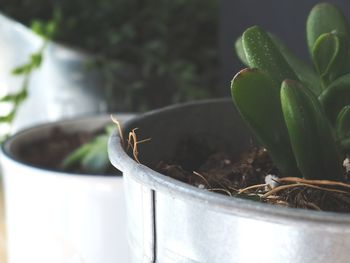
[0,113,134,263]
[0,1,219,131]
[108,3,350,262]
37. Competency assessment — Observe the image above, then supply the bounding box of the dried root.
[111,115,125,146]
[236,177,350,212]
[111,116,151,163]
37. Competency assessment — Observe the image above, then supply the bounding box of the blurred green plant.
[0,10,60,138]
[2,0,219,112]
[231,3,350,181]
[61,124,114,174]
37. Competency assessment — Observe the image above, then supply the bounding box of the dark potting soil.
[155,138,350,213]
[17,127,116,175]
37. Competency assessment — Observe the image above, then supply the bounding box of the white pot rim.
[2,113,134,178]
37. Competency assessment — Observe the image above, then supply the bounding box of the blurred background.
[1,0,350,130]
[1,0,350,261]
[2,0,219,112]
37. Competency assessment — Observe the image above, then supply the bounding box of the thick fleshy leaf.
[319,73,350,123]
[306,3,349,54]
[336,105,350,141]
[242,26,297,87]
[235,36,248,66]
[312,32,345,84]
[281,79,344,180]
[270,33,322,95]
[231,68,300,177]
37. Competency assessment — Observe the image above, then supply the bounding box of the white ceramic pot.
[0,114,134,263]
[0,14,107,132]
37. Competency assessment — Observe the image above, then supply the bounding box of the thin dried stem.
[111,115,125,147]
[127,128,151,163]
[263,183,350,199]
[304,202,322,211]
[238,183,268,194]
[278,177,350,189]
[192,171,211,188]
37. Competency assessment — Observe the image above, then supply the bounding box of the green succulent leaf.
[319,73,350,124]
[281,79,344,181]
[306,2,349,54]
[231,68,300,177]
[242,26,297,87]
[235,36,248,66]
[270,33,322,95]
[336,105,350,141]
[312,32,346,84]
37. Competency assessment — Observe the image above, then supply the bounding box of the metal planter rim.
[108,98,350,231]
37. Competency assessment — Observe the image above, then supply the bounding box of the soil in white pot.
[17,127,117,175]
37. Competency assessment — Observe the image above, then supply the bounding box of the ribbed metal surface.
[109,99,350,263]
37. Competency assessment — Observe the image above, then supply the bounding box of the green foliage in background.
[0,10,60,132]
[232,3,350,181]
[2,0,219,112]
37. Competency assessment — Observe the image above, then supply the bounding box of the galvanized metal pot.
[1,114,134,263]
[108,99,350,263]
[0,14,107,131]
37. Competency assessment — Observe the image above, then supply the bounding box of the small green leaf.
[281,80,344,180]
[31,53,43,68]
[0,110,16,123]
[235,36,248,66]
[335,105,350,140]
[0,89,28,104]
[242,26,297,87]
[12,64,31,75]
[0,94,18,102]
[319,73,350,124]
[306,3,349,54]
[30,20,46,37]
[231,68,300,177]
[312,32,345,84]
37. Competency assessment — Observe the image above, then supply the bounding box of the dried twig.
[127,128,151,163]
[111,115,125,146]
[238,183,268,194]
[262,183,350,199]
[192,171,211,188]
[278,177,350,189]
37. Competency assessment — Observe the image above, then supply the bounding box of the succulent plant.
[231,3,350,181]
